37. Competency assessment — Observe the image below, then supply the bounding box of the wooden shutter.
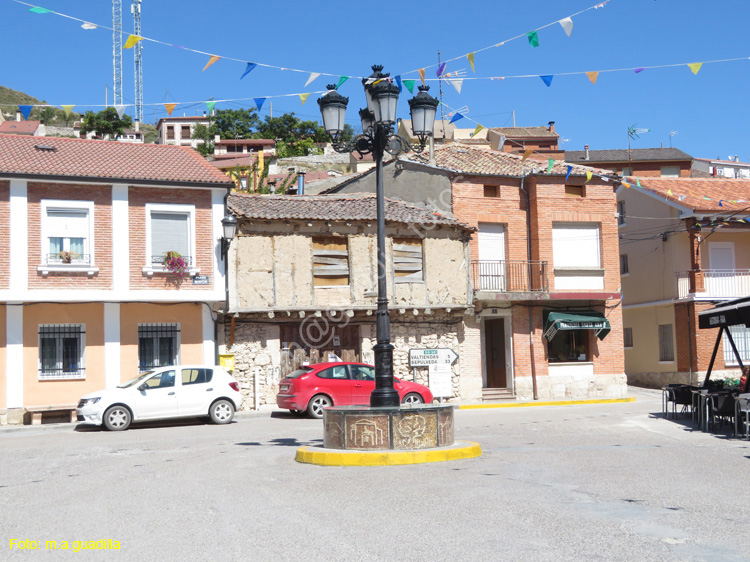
[312,237,349,286]
[393,238,423,282]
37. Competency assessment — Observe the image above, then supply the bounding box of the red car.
[276,362,434,418]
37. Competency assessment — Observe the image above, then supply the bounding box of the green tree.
[212,108,260,140]
[192,123,217,157]
[79,108,133,139]
[141,123,159,144]
[38,107,58,126]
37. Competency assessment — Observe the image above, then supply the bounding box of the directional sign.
[409,348,459,367]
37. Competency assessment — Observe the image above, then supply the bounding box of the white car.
[76,365,243,431]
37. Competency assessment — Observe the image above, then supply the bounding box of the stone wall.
[626,369,737,389]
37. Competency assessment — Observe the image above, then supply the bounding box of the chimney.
[298,171,306,196]
[548,121,555,133]
[735,155,740,162]
[214,134,221,143]
[203,111,207,117]
[584,145,590,160]
[134,120,140,132]
[16,111,21,122]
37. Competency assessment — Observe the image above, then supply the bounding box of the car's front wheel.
[307,394,332,419]
[103,405,132,431]
[209,399,235,424]
[402,393,425,405]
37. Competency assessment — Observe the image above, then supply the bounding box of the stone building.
[221,193,476,410]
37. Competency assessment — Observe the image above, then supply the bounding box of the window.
[312,237,349,286]
[483,185,498,198]
[658,324,674,362]
[181,125,191,139]
[660,166,680,178]
[145,204,196,273]
[166,126,175,140]
[624,327,633,349]
[138,324,180,372]
[552,223,601,269]
[723,325,750,366]
[41,200,94,266]
[144,370,176,389]
[182,368,213,385]
[393,238,424,283]
[621,167,633,176]
[564,185,583,197]
[38,324,85,380]
[317,365,348,379]
[350,365,375,381]
[548,329,589,363]
[617,200,626,226]
[620,254,629,275]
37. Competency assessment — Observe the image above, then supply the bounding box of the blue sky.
[1,0,749,160]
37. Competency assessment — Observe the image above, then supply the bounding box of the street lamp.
[317,65,438,408]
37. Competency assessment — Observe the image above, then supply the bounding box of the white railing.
[676,269,750,299]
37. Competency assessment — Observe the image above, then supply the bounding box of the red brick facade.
[675,301,731,373]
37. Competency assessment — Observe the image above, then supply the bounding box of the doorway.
[484,318,507,388]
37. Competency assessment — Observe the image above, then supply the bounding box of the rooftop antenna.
[112,0,123,106]
[132,0,143,123]
[628,123,650,170]
[669,131,678,148]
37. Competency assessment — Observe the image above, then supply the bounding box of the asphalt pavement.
[2,387,749,562]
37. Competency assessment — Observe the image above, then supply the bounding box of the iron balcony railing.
[676,269,750,299]
[152,255,193,266]
[45,253,91,265]
[472,260,549,293]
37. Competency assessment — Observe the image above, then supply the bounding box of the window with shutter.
[144,204,196,273]
[40,200,94,267]
[658,324,674,362]
[393,238,424,283]
[312,237,349,286]
[552,223,600,269]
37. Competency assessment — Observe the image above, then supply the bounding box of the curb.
[295,440,482,467]
[458,396,636,410]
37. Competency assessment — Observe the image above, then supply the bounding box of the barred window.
[723,325,750,366]
[138,323,180,372]
[658,324,674,362]
[38,324,86,380]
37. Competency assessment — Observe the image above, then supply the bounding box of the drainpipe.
[297,171,306,196]
[520,171,539,400]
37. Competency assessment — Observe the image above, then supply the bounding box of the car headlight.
[78,397,101,407]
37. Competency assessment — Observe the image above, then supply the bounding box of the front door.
[484,319,507,388]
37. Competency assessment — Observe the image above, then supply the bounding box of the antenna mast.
[112,0,123,106]
[132,0,143,123]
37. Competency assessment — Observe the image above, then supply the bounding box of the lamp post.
[318,65,438,407]
[221,214,238,312]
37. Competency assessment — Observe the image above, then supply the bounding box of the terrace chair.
[707,391,737,433]
[735,394,750,440]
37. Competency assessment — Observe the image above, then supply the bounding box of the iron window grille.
[38,324,86,380]
[138,323,180,372]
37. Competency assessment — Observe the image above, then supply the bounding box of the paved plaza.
[2,387,749,561]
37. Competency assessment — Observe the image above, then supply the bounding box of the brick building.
[566,147,694,178]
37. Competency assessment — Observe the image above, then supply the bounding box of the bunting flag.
[61,105,74,117]
[586,71,599,84]
[449,113,464,124]
[202,55,221,71]
[540,75,554,87]
[634,68,645,73]
[18,105,32,120]
[254,98,266,111]
[547,159,555,173]
[527,31,539,47]
[205,101,216,114]
[450,79,464,94]
[81,22,97,30]
[622,182,631,188]
[240,62,257,79]
[688,62,703,75]
[335,76,349,89]
[123,35,143,49]
[395,75,403,93]
[719,200,724,207]
[585,171,593,183]
[164,103,177,116]
[29,6,51,13]
[668,189,673,197]
[114,104,126,118]
[437,63,446,77]
[403,79,415,94]
[559,17,573,37]
[522,149,534,162]
[565,166,572,181]
[636,177,641,187]
[299,93,311,106]
[305,72,320,87]
[418,69,426,86]
[467,53,475,72]
[471,124,484,138]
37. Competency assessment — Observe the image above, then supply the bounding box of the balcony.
[676,269,750,299]
[472,260,549,297]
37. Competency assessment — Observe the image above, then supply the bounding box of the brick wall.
[676,301,729,372]
[0,181,9,290]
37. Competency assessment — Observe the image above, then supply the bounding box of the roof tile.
[630,177,750,213]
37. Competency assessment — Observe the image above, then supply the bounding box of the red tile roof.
[229,193,474,231]
[629,177,750,213]
[0,134,233,186]
[0,121,42,135]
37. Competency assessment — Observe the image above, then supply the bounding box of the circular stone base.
[296,441,482,467]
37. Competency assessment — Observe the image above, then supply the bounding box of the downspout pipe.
[520,171,539,400]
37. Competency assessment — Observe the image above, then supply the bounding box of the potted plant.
[162,251,189,278]
[57,250,79,264]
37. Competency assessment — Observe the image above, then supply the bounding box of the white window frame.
[658,324,675,363]
[723,325,750,366]
[552,223,601,270]
[617,200,626,227]
[142,203,199,277]
[38,324,86,380]
[38,200,98,276]
[660,166,680,178]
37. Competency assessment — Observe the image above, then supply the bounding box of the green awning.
[543,311,611,342]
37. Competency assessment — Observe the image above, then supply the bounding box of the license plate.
[280,385,289,392]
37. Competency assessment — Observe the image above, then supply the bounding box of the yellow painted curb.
[459,396,636,410]
[295,441,482,467]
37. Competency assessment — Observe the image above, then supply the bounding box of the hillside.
[0,85,79,124]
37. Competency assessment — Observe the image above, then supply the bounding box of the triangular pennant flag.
[254,98,266,112]
[305,72,320,87]
[719,199,724,207]
[586,71,599,84]
[240,62,257,79]
[559,17,573,37]
[18,105,33,120]
[547,159,555,173]
[585,171,593,183]
[522,149,534,162]
[123,35,143,49]
[205,101,216,114]
[81,22,97,30]
[450,79,463,94]
[61,105,74,118]
[634,68,645,74]
[688,63,703,75]
[449,113,464,124]
[395,75,403,93]
[540,75,554,87]
[164,103,177,116]
[299,93,311,106]
[437,63,446,77]
[114,105,126,119]
[636,177,641,187]
[668,189,673,197]
[336,76,349,89]
[622,182,631,188]
[467,53,475,72]
[565,166,572,181]
[418,69,426,86]
[202,55,221,72]
[29,7,51,13]
[703,196,711,200]
[403,80,415,94]
[471,125,484,138]
[527,31,539,48]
